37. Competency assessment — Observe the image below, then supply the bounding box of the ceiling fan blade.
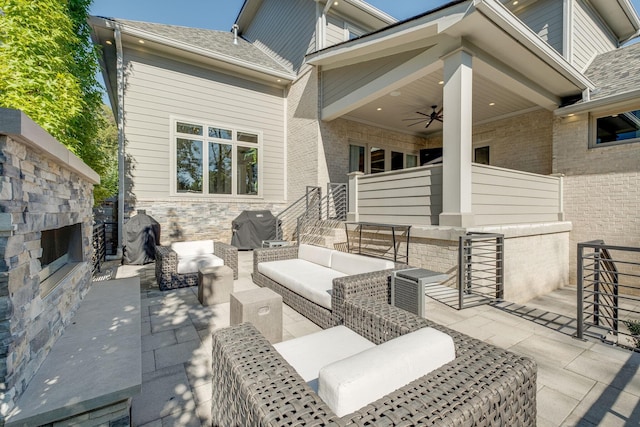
[436,106,443,115]
[407,121,427,127]
[435,117,443,123]
[424,117,436,128]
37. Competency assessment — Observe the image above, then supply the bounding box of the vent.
[391,268,450,317]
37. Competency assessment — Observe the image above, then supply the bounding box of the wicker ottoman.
[198,265,234,306]
[230,288,283,343]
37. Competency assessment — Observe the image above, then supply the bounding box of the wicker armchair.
[252,246,407,329]
[211,297,537,426]
[155,241,238,290]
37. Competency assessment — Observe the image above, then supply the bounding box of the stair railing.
[275,186,321,241]
[576,240,640,350]
[296,183,347,244]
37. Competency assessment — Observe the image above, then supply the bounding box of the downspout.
[114,26,125,259]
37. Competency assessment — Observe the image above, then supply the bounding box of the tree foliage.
[0,0,116,203]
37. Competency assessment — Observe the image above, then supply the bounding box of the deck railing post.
[576,243,585,340]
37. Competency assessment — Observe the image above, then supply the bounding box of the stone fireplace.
[0,109,99,418]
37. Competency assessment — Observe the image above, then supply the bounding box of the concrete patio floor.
[106,250,640,427]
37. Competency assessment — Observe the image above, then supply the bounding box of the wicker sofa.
[211,297,537,426]
[253,244,406,329]
[155,240,238,290]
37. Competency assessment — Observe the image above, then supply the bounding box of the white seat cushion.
[318,327,455,417]
[331,251,395,276]
[176,253,224,274]
[298,244,334,268]
[273,326,375,390]
[171,240,214,257]
[258,259,346,309]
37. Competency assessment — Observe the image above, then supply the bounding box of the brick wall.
[553,113,640,286]
[424,108,553,174]
[0,119,97,418]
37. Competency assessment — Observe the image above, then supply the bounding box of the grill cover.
[123,212,161,265]
[231,210,279,249]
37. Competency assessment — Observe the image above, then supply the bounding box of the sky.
[89,1,445,30]
[90,0,640,32]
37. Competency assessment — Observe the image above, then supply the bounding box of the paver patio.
[107,251,639,426]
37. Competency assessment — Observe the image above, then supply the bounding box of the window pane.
[237,146,258,195]
[176,122,203,136]
[176,138,203,193]
[349,145,365,173]
[370,147,385,174]
[391,151,403,170]
[208,127,232,140]
[474,146,490,165]
[237,131,258,143]
[209,142,232,194]
[406,154,417,168]
[596,111,640,144]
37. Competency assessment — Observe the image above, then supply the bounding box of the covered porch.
[307,0,590,228]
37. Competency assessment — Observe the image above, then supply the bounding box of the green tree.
[0,0,112,203]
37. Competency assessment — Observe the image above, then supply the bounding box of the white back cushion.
[318,327,455,417]
[176,254,224,274]
[171,240,214,257]
[298,244,334,268]
[331,252,395,276]
[273,326,375,386]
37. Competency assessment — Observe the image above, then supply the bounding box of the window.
[173,119,260,196]
[350,143,418,173]
[346,23,365,40]
[474,146,490,165]
[349,145,365,173]
[593,109,640,146]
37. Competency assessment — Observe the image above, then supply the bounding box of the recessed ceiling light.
[138,39,145,44]
[376,107,382,111]
[389,91,401,97]
[438,80,444,85]
[489,102,495,106]
[567,113,575,117]
[105,40,112,45]
[611,114,618,117]
[334,1,338,5]
[513,1,519,5]
[277,79,281,82]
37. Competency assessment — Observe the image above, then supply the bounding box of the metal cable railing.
[275,186,321,241]
[296,183,347,245]
[577,241,640,351]
[456,232,504,309]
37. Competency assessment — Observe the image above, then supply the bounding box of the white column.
[439,48,474,227]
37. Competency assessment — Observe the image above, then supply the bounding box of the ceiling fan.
[403,105,443,129]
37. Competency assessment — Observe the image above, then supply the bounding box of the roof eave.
[91,16,295,83]
[473,0,593,91]
[554,88,640,116]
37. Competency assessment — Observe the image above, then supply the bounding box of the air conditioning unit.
[391,268,450,317]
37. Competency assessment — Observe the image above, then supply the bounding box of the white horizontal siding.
[472,164,562,226]
[326,14,345,47]
[514,0,564,54]
[572,0,617,70]
[323,48,426,106]
[122,48,285,202]
[243,0,316,72]
[357,166,443,226]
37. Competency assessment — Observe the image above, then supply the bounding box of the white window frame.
[170,116,263,198]
[344,22,365,40]
[589,108,640,149]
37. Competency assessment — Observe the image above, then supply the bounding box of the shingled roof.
[584,41,640,101]
[109,18,291,76]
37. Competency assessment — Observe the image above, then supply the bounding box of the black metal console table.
[344,222,411,263]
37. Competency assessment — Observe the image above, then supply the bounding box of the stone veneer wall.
[132,199,287,246]
[0,110,98,418]
[553,114,640,287]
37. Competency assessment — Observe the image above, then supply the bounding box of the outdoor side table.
[198,265,234,306]
[230,288,283,343]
